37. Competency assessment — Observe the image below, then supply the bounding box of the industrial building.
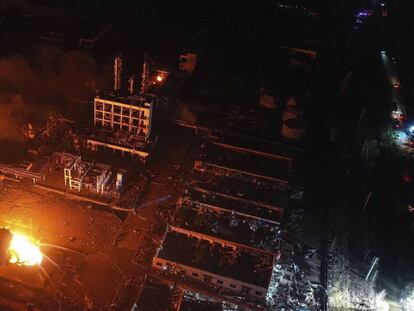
[132,275,234,311]
[194,174,294,210]
[93,94,153,138]
[152,226,275,300]
[183,187,284,225]
[86,125,152,159]
[194,142,292,188]
[174,187,283,251]
[88,55,165,159]
[174,199,281,252]
[54,152,124,199]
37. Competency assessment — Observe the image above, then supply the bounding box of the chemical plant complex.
[1,1,397,310]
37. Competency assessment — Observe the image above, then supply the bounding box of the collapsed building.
[152,226,275,300]
[175,187,283,251]
[132,274,235,311]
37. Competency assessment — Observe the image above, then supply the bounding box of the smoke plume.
[0,46,107,141]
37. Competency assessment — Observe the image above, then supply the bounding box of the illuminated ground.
[0,126,198,309]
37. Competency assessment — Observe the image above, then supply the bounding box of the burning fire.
[8,234,43,266]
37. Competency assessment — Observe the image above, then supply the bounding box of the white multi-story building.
[94,95,153,139]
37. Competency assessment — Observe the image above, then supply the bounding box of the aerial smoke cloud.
[0,46,107,141]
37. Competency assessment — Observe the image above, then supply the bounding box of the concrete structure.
[194,142,292,188]
[86,128,151,159]
[153,226,275,300]
[175,193,281,251]
[182,187,283,226]
[56,152,124,199]
[94,95,153,138]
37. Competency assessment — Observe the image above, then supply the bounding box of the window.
[255,291,262,296]
[132,119,139,126]
[104,104,112,112]
[96,112,103,119]
[95,103,103,111]
[241,286,251,292]
[216,280,223,285]
[122,108,130,115]
[114,106,121,114]
[131,110,139,118]
[122,117,129,124]
[192,272,199,277]
[113,115,121,123]
[229,284,236,288]
[104,113,111,121]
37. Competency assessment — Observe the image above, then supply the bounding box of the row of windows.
[95,119,148,129]
[154,263,263,297]
[96,110,148,120]
[96,121,148,134]
[96,112,149,121]
[95,104,149,118]
[95,117,148,127]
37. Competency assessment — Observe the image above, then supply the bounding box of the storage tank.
[282,118,306,140]
[259,94,276,109]
[282,106,304,121]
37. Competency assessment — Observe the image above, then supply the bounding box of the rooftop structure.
[194,174,294,209]
[131,276,171,311]
[210,132,302,160]
[174,199,280,251]
[153,226,274,299]
[184,187,283,225]
[179,291,226,311]
[194,142,292,188]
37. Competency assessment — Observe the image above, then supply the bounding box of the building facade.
[94,96,153,139]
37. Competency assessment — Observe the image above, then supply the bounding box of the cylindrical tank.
[282,105,304,121]
[259,94,276,109]
[282,118,306,140]
[282,110,297,122]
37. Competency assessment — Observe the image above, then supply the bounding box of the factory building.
[152,226,275,300]
[194,142,292,189]
[56,152,124,199]
[175,187,283,251]
[93,94,153,138]
[88,55,164,159]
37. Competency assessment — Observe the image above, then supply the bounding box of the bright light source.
[381,50,386,55]
[156,75,163,82]
[381,3,385,7]
[401,290,414,310]
[8,233,42,266]
[410,126,414,133]
[375,291,390,311]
